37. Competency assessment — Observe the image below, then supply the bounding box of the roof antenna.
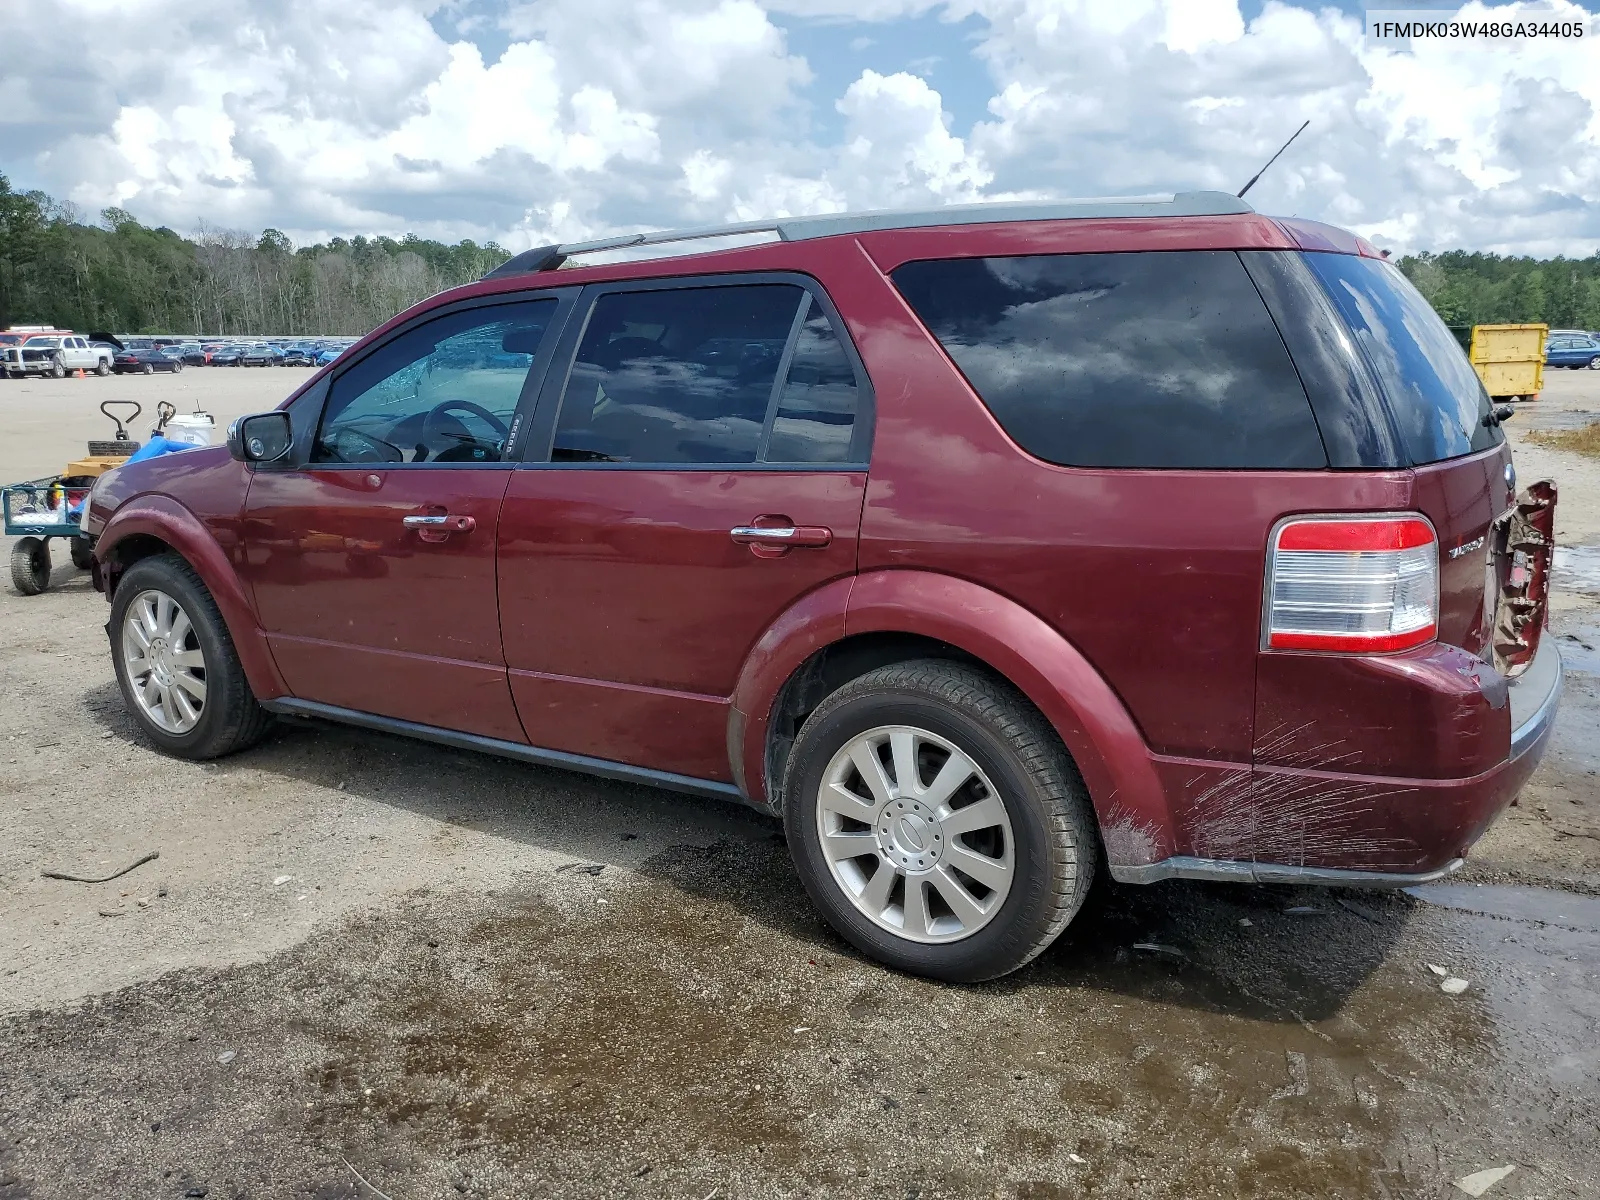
[1237,120,1310,199]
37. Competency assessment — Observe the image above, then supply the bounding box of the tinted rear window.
[891,251,1326,469]
[1302,252,1500,463]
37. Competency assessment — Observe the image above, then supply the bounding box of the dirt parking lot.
[1,369,1598,1198]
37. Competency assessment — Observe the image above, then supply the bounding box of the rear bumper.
[1111,638,1562,888]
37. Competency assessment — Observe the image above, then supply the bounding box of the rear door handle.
[730,523,832,550]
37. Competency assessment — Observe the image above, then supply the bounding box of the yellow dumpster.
[1468,323,1546,401]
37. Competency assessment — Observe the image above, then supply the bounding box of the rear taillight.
[1266,515,1438,653]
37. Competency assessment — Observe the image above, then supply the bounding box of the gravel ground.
[1,367,1598,1199]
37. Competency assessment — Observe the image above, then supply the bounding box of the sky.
[2,0,1599,256]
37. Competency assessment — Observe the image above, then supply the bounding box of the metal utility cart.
[4,400,142,595]
[4,477,96,594]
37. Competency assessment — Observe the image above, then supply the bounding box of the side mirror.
[227,412,293,463]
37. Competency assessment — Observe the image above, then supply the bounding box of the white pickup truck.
[1,334,114,378]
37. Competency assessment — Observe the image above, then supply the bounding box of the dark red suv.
[84,192,1562,981]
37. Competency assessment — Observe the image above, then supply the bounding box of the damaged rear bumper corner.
[1111,638,1563,890]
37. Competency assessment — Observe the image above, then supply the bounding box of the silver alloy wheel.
[815,724,1015,944]
[121,588,208,734]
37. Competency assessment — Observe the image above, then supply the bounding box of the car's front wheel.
[110,554,272,759]
[782,660,1097,982]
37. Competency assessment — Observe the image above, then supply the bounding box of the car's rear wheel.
[173,361,183,373]
[110,554,272,759]
[95,360,110,376]
[782,660,1097,982]
[1588,357,1600,370]
[141,363,153,375]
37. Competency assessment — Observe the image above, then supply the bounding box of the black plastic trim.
[262,697,751,804]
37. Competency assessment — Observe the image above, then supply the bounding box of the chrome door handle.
[730,524,832,548]
[403,513,476,532]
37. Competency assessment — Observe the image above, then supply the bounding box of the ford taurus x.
[83,192,1562,981]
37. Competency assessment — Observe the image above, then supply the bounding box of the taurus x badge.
[1448,535,1486,560]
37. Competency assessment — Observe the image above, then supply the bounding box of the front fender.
[98,494,287,701]
[732,568,1174,860]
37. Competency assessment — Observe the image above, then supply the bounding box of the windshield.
[1304,252,1500,464]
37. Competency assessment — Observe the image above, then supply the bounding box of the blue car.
[1545,334,1600,369]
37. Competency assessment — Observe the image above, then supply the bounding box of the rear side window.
[552,284,863,465]
[1302,253,1500,463]
[891,251,1326,469]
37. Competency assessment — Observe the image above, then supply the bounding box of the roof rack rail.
[481,190,1253,280]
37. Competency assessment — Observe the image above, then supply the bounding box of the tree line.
[1397,249,1600,332]
[0,172,511,337]
[4,169,1600,336]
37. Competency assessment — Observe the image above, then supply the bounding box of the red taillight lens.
[1267,515,1439,653]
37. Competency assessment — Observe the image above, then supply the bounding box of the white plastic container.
[163,411,216,448]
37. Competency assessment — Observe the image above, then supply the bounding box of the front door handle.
[403,512,476,543]
[403,513,476,532]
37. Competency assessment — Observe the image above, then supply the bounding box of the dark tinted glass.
[891,251,1326,469]
[763,297,861,464]
[1240,250,1405,469]
[554,284,804,464]
[316,299,556,465]
[1302,252,1501,463]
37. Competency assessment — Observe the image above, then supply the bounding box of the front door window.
[315,299,557,465]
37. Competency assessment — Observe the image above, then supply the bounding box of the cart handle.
[100,400,143,441]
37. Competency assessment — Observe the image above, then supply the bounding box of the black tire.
[173,361,183,373]
[50,356,65,379]
[782,659,1097,982]
[69,537,95,571]
[109,553,273,759]
[95,360,110,376]
[141,363,153,375]
[11,537,52,595]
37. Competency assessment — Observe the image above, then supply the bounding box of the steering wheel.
[419,400,510,461]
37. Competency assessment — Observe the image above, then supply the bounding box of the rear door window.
[551,283,865,465]
[890,251,1327,469]
[1301,252,1501,463]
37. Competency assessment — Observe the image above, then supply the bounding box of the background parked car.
[177,342,210,366]
[2,334,114,377]
[1544,334,1600,369]
[237,343,283,367]
[113,347,185,374]
[280,343,318,366]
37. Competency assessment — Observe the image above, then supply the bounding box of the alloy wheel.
[814,724,1015,944]
[121,588,208,734]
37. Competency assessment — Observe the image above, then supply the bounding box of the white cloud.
[1,0,1598,255]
